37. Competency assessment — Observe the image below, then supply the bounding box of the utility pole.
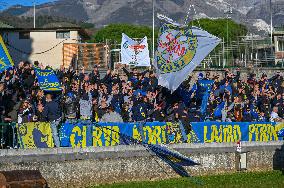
[269,0,275,66]
[244,43,247,67]
[251,33,254,64]
[225,5,232,66]
[222,38,225,68]
[33,0,36,28]
[281,42,284,68]
[255,50,258,67]
[152,0,155,62]
[226,15,229,66]
[218,54,221,67]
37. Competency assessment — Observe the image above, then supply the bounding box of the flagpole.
[270,0,273,44]
[152,0,155,63]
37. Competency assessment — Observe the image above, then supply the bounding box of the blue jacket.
[132,102,148,122]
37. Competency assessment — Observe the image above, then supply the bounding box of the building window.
[56,31,70,39]
[278,40,284,52]
[19,32,30,39]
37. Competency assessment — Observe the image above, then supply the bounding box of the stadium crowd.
[0,61,283,126]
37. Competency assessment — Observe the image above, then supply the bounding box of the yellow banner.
[17,122,54,148]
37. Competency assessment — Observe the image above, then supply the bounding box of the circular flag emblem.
[156,24,198,74]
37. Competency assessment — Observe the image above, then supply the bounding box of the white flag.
[121,33,151,67]
[155,24,220,92]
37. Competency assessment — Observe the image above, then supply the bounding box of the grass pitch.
[91,171,284,188]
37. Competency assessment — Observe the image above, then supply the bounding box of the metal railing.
[0,123,17,149]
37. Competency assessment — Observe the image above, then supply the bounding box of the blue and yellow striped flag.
[34,66,62,91]
[0,35,14,73]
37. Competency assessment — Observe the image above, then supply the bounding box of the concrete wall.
[2,30,80,69]
[0,141,284,188]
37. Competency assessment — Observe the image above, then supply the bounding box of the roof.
[273,27,284,36]
[0,27,90,39]
[42,22,80,29]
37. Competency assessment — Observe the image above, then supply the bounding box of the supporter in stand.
[63,91,79,121]
[42,94,61,147]
[100,106,123,123]
[270,106,283,122]
[89,65,100,84]
[18,100,33,124]
[151,103,166,122]
[79,82,93,120]
[0,61,283,126]
[258,111,268,122]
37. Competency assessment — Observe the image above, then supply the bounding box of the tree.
[91,24,158,44]
[190,18,247,42]
[91,19,247,44]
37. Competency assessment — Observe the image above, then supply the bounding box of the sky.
[0,0,56,9]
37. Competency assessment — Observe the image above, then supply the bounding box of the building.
[273,27,284,65]
[0,21,13,29]
[0,27,90,69]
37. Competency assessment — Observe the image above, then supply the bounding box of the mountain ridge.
[1,0,283,35]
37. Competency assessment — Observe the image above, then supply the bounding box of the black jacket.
[43,100,61,121]
[89,71,100,84]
